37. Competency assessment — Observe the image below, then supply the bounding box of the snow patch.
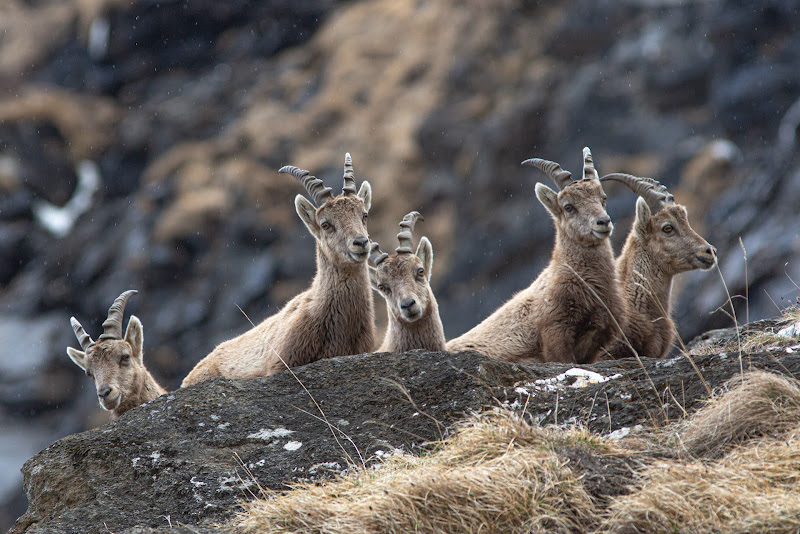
[777,321,800,339]
[284,441,303,451]
[518,368,621,394]
[248,428,294,440]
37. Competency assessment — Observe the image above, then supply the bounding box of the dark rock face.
[12,340,800,534]
[11,351,535,534]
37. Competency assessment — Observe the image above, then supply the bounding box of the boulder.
[12,334,800,533]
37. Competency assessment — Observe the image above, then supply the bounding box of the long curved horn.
[279,165,333,207]
[600,173,675,213]
[522,158,573,190]
[342,152,357,196]
[583,147,599,180]
[369,242,388,266]
[70,317,95,350]
[99,290,138,340]
[396,211,424,254]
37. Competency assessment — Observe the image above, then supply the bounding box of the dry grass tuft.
[678,370,800,458]
[602,431,800,534]
[235,411,609,534]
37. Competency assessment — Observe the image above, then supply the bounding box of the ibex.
[599,173,716,359]
[67,290,166,418]
[182,153,374,386]
[370,211,446,352]
[447,148,625,364]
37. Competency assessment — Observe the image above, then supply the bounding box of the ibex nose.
[400,298,417,310]
[596,215,611,227]
[352,235,368,249]
[708,246,717,257]
[98,385,112,399]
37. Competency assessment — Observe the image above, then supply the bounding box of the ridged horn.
[396,211,424,254]
[522,158,574,190]
[583,147,599,180]
[70,317,95,350]
[600,173,675,213]
[342,152,357,196]
[279,165,333,207]
[369,241,389,266]
[99,290,137,340]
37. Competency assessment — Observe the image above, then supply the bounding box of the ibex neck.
[618,235,673,319]
[114,371,166,418]
[553,233,616,278]
[381,299,446,353]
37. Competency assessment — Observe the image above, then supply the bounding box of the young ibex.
[447,148,625,364]
[182,153,374,386]
[370,211,446,352]
[67,290,166,418]
[599,173,716,359]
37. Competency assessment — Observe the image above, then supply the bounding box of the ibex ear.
[368,266,379,290]
[535,183,560,219]
[125,315,144,363]
[66,347,87,371]
[357,181,372,212]
[635,196,651,230]
[295,194,321,239]
[416,236,433,281]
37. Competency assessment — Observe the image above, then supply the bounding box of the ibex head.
[66,290,145,413]
[524,147,612,245]
[601,173,716,273]
[369,211,434,323]
[281,152,372,265]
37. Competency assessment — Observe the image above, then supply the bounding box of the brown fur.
[447,179,625,364]
[181,182,374,386]
[604,198,715,359]
[371,237,446,352]
[67,316,166,418]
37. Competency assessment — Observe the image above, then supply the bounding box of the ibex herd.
[67,149,715,417]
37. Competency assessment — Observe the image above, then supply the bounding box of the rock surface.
[11,317,800,533]
[3,0,800,528]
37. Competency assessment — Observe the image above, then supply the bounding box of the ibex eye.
[121,354,130,362]
[86,371,93,378]
[662,224,673,234]
[378,284,388,293]
[417,268,425,277]
[363,213,368,221]
[321,222,332,231]
[564,204,574,213]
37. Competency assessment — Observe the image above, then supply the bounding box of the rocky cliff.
[2,0,800,528]
[10,314,800,533]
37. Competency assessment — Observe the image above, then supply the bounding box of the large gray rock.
[12,339,800,534]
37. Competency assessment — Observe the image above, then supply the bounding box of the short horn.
[342,152,357,196]
[369,241,388,266]
[279,165,333,207]
[99,290,138,340]
[583,147,599,180]
[396,211,424,254]
[522,158,573,190]
[600,173,675,214]
[70,317,95,350]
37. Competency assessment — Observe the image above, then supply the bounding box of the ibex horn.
[342,152,357,196]
[369,242,389,266]
[522,158,574,190]
[279,165,333,207]
[396,211,424,254]
[583,147,599,180]
[600,173,675,214]
[70,317,95,351]
[99,290,138,340]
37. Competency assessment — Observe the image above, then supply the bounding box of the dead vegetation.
[233,369,800,534]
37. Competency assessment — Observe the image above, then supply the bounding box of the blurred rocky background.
[1,0,799,529]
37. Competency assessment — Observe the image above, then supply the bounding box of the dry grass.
[677,370,800,458]
[235,411,611,534]
[602,432,800,534]
[234,371,800,534]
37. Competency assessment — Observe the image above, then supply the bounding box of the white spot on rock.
[777,321,800,339]
[248,428,294,440]
[284,441,302,451]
